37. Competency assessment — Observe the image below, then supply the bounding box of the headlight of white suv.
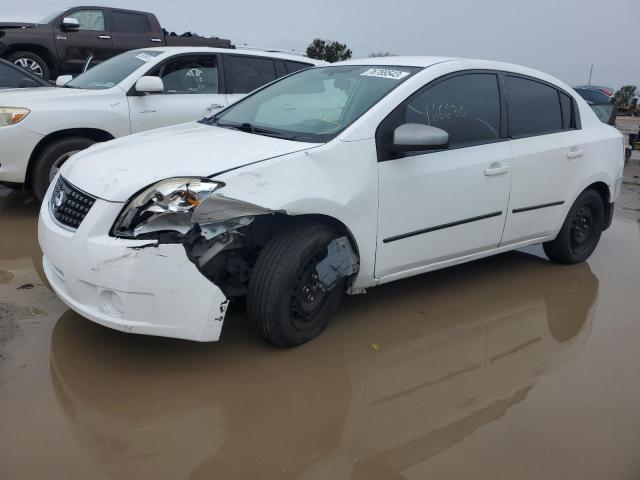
[0,107,30,126]
[113,177,223,237]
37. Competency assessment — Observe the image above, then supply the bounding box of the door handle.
[484,164,511,176]
[567,149,584,159]
[150,38,162,43]
[98,35,111,39]
[206,103,225,111]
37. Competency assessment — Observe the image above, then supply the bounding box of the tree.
[368,52,395,58]
[614,85,637,106]
[306,39,352,63]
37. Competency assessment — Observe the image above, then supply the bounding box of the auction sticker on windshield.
[361,68,411,80]
[135,53,155,62]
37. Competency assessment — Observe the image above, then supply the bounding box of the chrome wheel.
[13,57,44,77]
[49,150,80,183]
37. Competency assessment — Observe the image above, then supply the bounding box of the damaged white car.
[38,57,624,347]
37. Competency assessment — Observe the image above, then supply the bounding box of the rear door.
[500,74,586,245]
[109,10,162,55]
[375,72,512,277]
[128,53,225,133]
[222,54,277,105]
[54,8,113,75]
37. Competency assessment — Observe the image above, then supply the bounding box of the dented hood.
[61,122,320,202]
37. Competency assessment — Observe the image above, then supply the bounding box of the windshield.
[39,10,64,24]
[208,65,421,142]
[66,50,162,90]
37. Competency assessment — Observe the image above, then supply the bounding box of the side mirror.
[135,76,164,94]
[56,75,73,87]
[388,123,449,153]
[61,17,80,31]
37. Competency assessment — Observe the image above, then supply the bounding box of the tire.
[31,137,96,202]
[7,51,50,80]
[247,222,346,347]
[543,189,604,264]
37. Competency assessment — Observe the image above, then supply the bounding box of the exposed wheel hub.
[290,254,328,329]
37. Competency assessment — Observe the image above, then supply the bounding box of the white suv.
[0,47,324,199]
[38,57,624,347]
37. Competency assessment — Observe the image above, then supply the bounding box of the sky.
[3,0,638,89]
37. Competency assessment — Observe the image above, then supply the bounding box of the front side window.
[224,56,277,94]
[150,56,219,94]
[210,65,421,142]
[400,73,502,148]
[66,50,162,90]
[506,76,564,137]
[112,11,151,33]
[67,9,105,31]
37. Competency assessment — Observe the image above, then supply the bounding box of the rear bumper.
[38,184,229,342]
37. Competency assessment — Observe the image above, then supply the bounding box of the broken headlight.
[113,177,223,237]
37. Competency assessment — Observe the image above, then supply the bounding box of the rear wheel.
[543,189,604,264]
[31,137,96,202]
[7,51,50,80]
[247,222,345,347]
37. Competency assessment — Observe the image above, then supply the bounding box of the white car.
[0,47,324,199]
[38,57,625,347]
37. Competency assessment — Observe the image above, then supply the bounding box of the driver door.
[375,72,512,278]
[128,54,226,133]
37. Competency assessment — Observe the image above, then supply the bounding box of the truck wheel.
[543,190,604,264]
[247,222,346,348]
[7,51,50,80]
[31,137,95,202]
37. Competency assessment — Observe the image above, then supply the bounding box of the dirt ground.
[1,127,640,479]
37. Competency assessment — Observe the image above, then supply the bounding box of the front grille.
[50,176,96,230]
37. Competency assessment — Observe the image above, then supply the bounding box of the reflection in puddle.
[49,253,597,479]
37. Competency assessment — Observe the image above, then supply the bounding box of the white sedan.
[38,57,624,347]
[0,47,323,200]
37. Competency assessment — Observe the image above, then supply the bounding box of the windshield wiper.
[209,118,295,140]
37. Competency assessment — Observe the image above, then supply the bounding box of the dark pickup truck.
[0,6,233,80]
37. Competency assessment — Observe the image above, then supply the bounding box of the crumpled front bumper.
[38,186,229,342]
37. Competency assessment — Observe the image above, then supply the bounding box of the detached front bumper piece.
[38,194,229,342]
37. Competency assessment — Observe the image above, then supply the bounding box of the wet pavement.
[1,170,640,479]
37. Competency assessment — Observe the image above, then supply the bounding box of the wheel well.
[281,214,360,259]
[2,44,57,77]
[585,181,612,229]
[25,129,115,188]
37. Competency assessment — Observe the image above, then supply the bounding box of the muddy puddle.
[1,183,640,479]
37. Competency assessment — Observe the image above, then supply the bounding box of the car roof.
[143,46,326,65]
[335,56,456,68]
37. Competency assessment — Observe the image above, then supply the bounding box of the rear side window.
[285,61,312,74]
[112,11,151,33]
[224,56,276,94]
[274,60,287,77]
[401,73,502,148]
[506,76,564,137]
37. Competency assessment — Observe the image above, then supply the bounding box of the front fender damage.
[125,193,361,338]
